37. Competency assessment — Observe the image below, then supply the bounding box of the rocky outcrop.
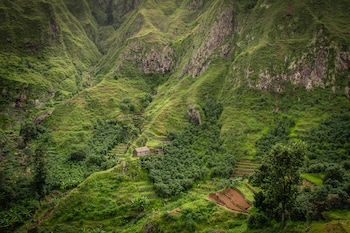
[116,41,174,74]
[252,32,350,92]
[140,45,174,74]
[187,0,204,10]
[184,8,234,77]
[186,103,201,125]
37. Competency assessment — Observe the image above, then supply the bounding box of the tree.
[251,141,305,229]
[106,0,114,25]
[69,145,89,162]
[131,196,149,212]
[33,146,47,199]
[20,121,38,146]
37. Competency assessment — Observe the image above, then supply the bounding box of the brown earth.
[208,188,252,213]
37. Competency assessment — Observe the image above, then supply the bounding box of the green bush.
[307,162,328,173]
[141,100,235,197]
[139,92,153,108]
[255,116,295,156]
[247,212,271,229]
[307,114,350,163]
[69,145,89,162]
[20,121,38,145]
[142,220,164,233]
[86,155,105,166]
[323,164,349,184]
[130,196,150,212]
[119,98,136,112]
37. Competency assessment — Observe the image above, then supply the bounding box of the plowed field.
[208,188,251,213]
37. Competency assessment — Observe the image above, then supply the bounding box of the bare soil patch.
[208,188,252,213]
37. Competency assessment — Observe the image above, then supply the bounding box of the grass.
[236,180,256,203]
[308,220,350,233]
[25,159,251,233]
[45,77,149,151]
[4,0,350,232]
[323,210,350,220]
[301,173,324,186]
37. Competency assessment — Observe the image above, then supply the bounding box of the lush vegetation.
[48,118,137,190]
[250,142,306,229]
[0,0,350,232]
[255,116,295,157]
[141,100,235,197]
[248,115,350,229]
[307,114,350,164]
[0,118,136,232]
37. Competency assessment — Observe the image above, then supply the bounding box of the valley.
[1,0,350,232]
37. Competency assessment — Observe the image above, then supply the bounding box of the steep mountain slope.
[0,0,101,128]
[92,0,350,154]
[1,0,350,232]
[2,0,349,152]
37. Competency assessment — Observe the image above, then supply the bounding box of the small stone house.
[133,146,150,156]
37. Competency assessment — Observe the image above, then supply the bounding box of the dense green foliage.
[290,164,350,222]
[1,0,350,232]
[33,147,48,198]
[255,116,295,157]
[89,119,135,156]
[0,119,136,232]
[48,119,136,190]
[251,135,350,227]
[141,100,235,197]
[292,114,350,221]
[251,142,305,228]
[19,121,39,146]
[0,143,40,231]
[307,114,350,164]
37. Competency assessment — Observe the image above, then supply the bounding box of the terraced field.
[109,143,129,159]
[232,160,261,177]
[208,188,252,213]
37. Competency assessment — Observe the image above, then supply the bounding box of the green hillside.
[1,0,350,232]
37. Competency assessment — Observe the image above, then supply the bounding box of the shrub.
[131,196,149,212]
[342,160,350,170]
[141,100,229,197]
[86,155,105,166]
[69,146,89,162]
[307,114,350,163]
[139,92,152,108]
[247,212,271,229]
[290,191,312,221]
[20,121,38,145]
[326,190,349,210]
[119,98,136,112]
[142,220,163,233]
[323,164,349,184]
[255,116,295,156]
[307,163,327,173]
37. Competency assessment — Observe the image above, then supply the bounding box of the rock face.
[187,103,201,125]
[187,0,204,10]
[255,34,350,92]
[1,0,350,132]
[116,42,174,74]
[112,1,235,78]
[185,9,234,77]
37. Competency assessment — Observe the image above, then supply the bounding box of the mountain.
[1,0,350,232]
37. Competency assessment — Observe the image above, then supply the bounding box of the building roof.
[134,146,150,153]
